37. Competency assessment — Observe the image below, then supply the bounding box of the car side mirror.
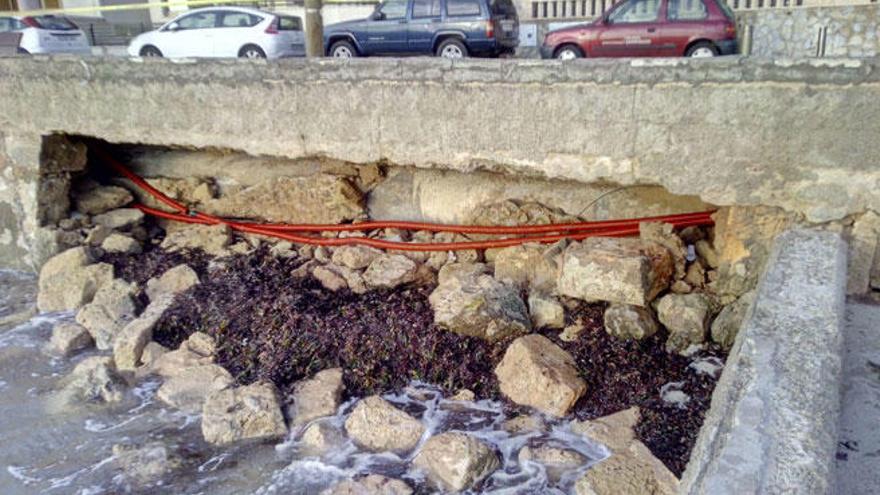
[166,22,180,31]
[372,11,386,21]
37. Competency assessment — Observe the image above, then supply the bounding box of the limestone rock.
[450,389,475,401]
[92,208,144,230]
[112,441,182,486]
[467,200,579,239]
[519,445,588,483]
[299,420,346,457]
[201,382,288,446]
[183,331,215,357]
[640,222,687,280]
[150,346,213,378]
[288,368,345,427]
[684,260,706,288]
[528,292,566,329]
[84,225,113,246]
[140,341,169,366]
[75,185,133,215]
[656,294,712,354]
[321,475,413,495]
[114,296,174,371]
[571,407,640,452]
[558,238,673,307]
[502,415,545,434]
[145,264,200,302]
[101,233,141,254]
[670,280,692,294]
[493,242,563,293]
[573,441,679,495]
[437,262,488,285]
[46,321,93,356]
[848,211,880,295]
[695,239,719,269]
[604,304,659,341]
[331,245,383,270]
[37,247,115,313]
[363,254,418,289]
[560,320,585,342]
[58,356,125,404]
[75,278,138,350]
[429,264,531,342]
[710,290,756,350]
[413,432,500,492]
[161,224,232,258]
[344,396,425,453]
[311,264,347,292]
[41,135,87,172]
[116,176,214,212]
[495,334,586,417]
[157,364,233,413]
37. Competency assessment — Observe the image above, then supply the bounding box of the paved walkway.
[836,301,880,494]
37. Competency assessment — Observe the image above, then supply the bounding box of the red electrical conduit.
[94,148,715,251]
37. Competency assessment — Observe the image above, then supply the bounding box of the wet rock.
[604,304,659,341]
[145,264,200,302]
[656,294,711,354]
[161,224,232,257]
[112,441,182,486]
[495,334,586,417]
[92,208,144,230]
[710,290,756,350]
[558,238,673,307]
[450,389,475,401]
[429,263,531,342]
[573,441,679,495]
[288,368,345,427]
[150,346,213,378]
[75,185,133,215]
[528,292,566,329]
[157,364,234,413]
[362,254,418,289]
[331,245,383,270]
[202,382,288,446]
[493,242,563,293]
[413,432,500,492]
[46,321,93,356]
[140,341,169,367]
[321,475,413,495]
[58,356,125,404]
[75,278,138,350]
[37,247,111,313]
[312,264,348,292]
[101,233,141,254]
[519,445,587,483]
[502,415,544,434]
[114,296,174,371]
[344,396,425,453]
[640,222,687,280]
[299,420,346,457]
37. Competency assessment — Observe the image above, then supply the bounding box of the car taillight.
[266,17,279,35]
[725,24,736,37]
[21,17,40,28]
[486,20,494,39]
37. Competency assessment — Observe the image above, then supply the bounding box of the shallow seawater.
[0,271,606,494]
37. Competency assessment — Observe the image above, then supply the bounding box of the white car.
[128,7,305,59]
[0,15,90,55]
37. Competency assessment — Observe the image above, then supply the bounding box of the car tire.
[140,45,162,57]
[686,41,718,58]
[239,44,266,59]
[554,45,584,61]
[16,47,29,55]
[436,38,468,59]
[329,40,357,58]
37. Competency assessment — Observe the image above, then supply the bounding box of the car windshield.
[31,16,77,30]
[490,0,516,16]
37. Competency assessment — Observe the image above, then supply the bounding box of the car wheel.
[140,45,162,57]
[686,42,718,58]
[329,40,357,58]
[239,45,266,59]
[16,47,29,55]
[554,45,583,61]
[436,38,468,59]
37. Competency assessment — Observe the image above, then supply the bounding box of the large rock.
[493,242,564,293]
[571,407,640,452]
[558,238,673,307]
[288,368,344,427]
[604,304,659,341]
[145,264,200,302]
[495,334,586,417]
[344,396,425,453]
[161,224,232,257]
[321,475,413,495]
[157,364,234,413]
[201,382,288,446]
[46,321,93,356]
[92,208,144,230]
[299,420,346,457]
[362,254,418,289]
[75,185,133,215]
[37,247,114,313]
[429,263,531,342]
[640,222,687,280]
[331,245,383,270]
[57,356,125,405]
[149,345,213,378]
[112,441,182,486]
[76,278,138,350]
[710,290,756,350]
[413,432,500,492]
[656,294,712,354]
[202,175,365,224]
[114,296,174,371]
[519,445,587,483]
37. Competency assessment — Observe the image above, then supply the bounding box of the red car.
[540,0,737,59]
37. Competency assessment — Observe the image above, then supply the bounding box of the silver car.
[0,15,90,55]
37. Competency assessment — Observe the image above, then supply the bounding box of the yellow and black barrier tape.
[15,0,378,17]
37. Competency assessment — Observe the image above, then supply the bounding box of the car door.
[659,0,708,56]
[214,10,263,57]
[162,10,220,58]
[407,0,442,53]
[593,0,664,57]
[365,0,409,54]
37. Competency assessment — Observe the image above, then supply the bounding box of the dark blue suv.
[324,0,519,58]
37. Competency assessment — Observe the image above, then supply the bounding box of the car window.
[0,18,10,32]
[668,0,708,20]
[447,0,482,16]
[175,12,219,30]
[377,0,408,20]
[412,0,441,18]
[490,0,516,16]
[278,16,302,31]
[31,16,78,30]
[608,0,661,24]
[220,12,262,28]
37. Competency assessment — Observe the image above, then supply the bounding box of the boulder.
[321,475,413,495]
[57,356,125,404]
[571,407,640,452]
[344,396,425,453]
[37,247,113,313]
[604,304,659,341]
[710,290,756,350]
[331,245,383,270]
[656,294,712,354]
[558,238,673,307]
[413,432,500,492]
[101,233,142,254]
[92,208,144,230]
[495,334,586,417]
[288,368,345,427]
[114,296,174,370]
[150,346,213,378]
[362,254,418,289]
[528,292,566,329]
[112,441,182,486]
[75,185,133,215]
[145,264,200,302]
[299,420,346,457]
[75,278,138,350]
[493,242,564,293]
[161,224,232,257]
[201,382,288,446]
[46,321,93,356]
[429,264,531,342]
[519,445,588,483]
[573,441,679,495]
[640,222,687,280]
[157,364,234,413]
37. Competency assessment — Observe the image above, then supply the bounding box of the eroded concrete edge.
[681,228,847,495]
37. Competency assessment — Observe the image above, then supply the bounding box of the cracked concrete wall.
[0,56,878,269]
